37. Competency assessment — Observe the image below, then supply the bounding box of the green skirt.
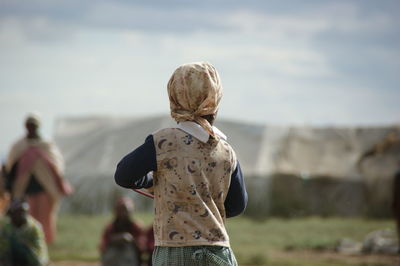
[152,246,238,266]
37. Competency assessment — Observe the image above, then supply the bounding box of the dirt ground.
[50,251,400,266]
[273,250,399,265]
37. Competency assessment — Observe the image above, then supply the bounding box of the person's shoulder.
[27,215,44,231]
[152,127,179,135]
[219,138,236,152]
[218,138,237,165]
[152,127,181,139]
[10,137,27,148]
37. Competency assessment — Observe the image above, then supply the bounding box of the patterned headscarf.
[167,62,223,138]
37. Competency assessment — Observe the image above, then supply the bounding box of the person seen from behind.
[115,62,248,265]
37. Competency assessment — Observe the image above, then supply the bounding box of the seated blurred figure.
[0,199,49,266]
[100,197,145,266]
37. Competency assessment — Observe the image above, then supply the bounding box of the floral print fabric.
[152,128,236,247]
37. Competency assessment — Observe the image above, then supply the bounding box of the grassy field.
[49,213,398,266]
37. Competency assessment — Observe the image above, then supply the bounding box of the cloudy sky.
[0,0,399,156]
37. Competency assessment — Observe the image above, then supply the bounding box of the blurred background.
[1,0,399,265]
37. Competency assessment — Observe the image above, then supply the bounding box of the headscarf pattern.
[167,62,223,138]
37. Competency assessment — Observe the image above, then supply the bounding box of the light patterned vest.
[152,128,237,247]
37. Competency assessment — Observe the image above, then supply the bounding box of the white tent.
[54,115,400,215]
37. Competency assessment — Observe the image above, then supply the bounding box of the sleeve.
[224,161,248,218]
[114,135,157,189]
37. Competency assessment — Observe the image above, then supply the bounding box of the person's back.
[115,62,248,266]
[152,127,236,247]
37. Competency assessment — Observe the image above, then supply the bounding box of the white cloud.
[0,0,399,156]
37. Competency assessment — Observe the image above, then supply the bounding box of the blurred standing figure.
[393,166,400,253]
[99,197,145,266]
[358,130,400,253]
[3,113,73,243]
[0,199,49,266]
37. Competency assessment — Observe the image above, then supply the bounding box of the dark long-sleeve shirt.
[115,135,247,218]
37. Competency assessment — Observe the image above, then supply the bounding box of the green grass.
[227,217,394,265]
[49,214,395,265]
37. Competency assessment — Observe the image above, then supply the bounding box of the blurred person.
[393,164,400,253]
[144,226,155,266]
[0,199,48,266]
[99,196,145,266]
[0,164,11,216]
[3,113,73,243]
[358,130,400,253]
[115,62,248,265]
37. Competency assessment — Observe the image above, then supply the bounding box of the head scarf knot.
[167,62,223,138]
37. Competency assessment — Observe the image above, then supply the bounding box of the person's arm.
[114,135,157,189]
[224,161,248,218]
